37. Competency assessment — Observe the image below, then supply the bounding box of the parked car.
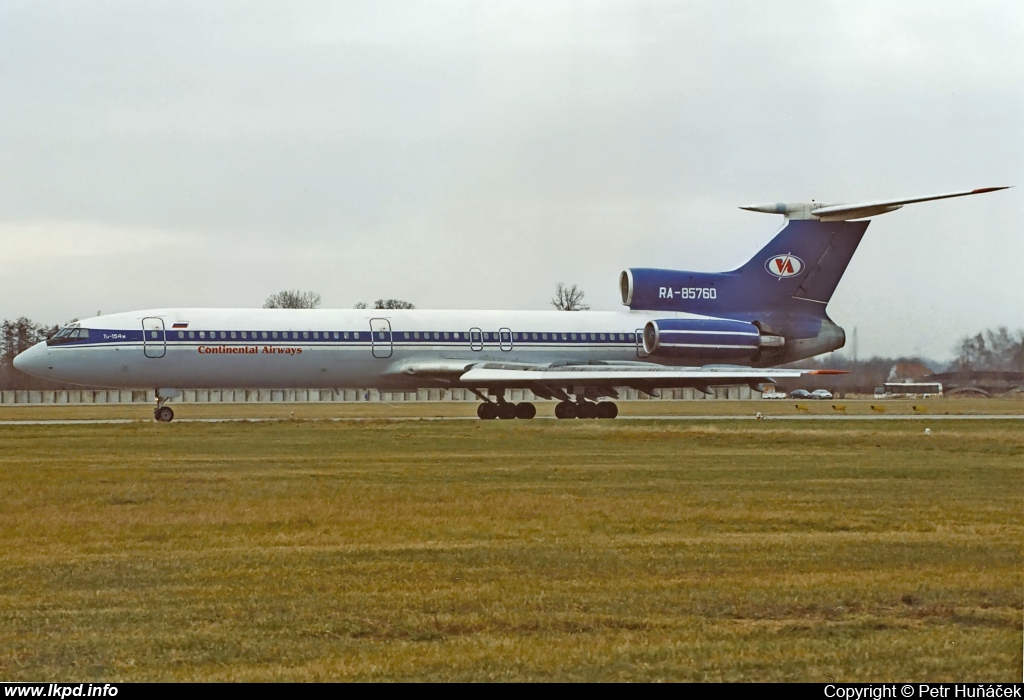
[789,389,812,399]
[810,389,833,400]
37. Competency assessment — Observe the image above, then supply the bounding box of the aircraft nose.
[12,342,51,379]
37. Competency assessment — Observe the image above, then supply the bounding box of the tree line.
[782,326,1024,395]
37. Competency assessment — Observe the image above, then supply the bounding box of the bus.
[873,382,943,399]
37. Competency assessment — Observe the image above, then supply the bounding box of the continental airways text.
[197,346,303,356]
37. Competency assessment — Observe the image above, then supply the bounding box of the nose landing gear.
[153,388,180,422]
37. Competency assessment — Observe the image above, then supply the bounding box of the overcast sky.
[1,0,1021,359]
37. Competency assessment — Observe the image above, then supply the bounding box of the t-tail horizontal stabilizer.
[740,187,1009,221]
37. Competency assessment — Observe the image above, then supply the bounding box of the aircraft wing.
[387,359,841,394]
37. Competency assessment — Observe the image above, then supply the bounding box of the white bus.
[873,382,943,399]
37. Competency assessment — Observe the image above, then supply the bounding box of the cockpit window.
[47,326,87,345]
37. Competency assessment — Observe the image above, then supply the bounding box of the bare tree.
[955,326,1024,371]
[550,283,590,311]
[373,299,415,310]
[353,302,368,309]
[263,290,322,309]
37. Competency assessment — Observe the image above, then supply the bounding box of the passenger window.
[532,333,538,340]
[178,331,185,339]
[292,332,298,340]
[600,333,606,340]
[303,332,309,340]
[378,332,385,340]
[571,333,577,341]
[414,332,420,340]
[513,333,519,340]
[241,331,247,339]
[230,331,237,339]
[404,332,410,339]
[590,334,596,341]
[332,332,339,339]
[561,333,567,340]
[483,332,490,340]
[189,331,195,339]
[313,332,318,339]
[219,331,225,339]
[343,332,349,339]
[542,333,548,340]
[433,332,439,340]
[444,332,450,340]
[199,331,206,339]
[79,329,89,338]
[453,332,460,340]
[150,331,158,339]
[353,332,359,339]
[272,331,278,339]
[262,331,268,339]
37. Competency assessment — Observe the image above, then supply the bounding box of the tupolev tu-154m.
[14,187,1008,421]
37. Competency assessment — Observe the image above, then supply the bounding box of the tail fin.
[734,218,869,306]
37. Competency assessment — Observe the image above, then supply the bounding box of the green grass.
[0,419,1020,680]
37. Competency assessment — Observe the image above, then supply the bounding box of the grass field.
[0,415,1020,681]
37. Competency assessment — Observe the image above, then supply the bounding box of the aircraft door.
[635,329,649,358]
[369,318,393,358]
[469,328,483,351]
[142,317,167,359]
[498,328,513,351]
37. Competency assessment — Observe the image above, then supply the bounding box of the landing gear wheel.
[497,402,518,420]
[577,401,599,419]
[596,401,618,419]
[554,401,577,419]
[154,406,175,423]
[515,402,537,419]
[477,402,498,420]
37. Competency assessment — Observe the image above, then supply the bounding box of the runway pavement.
[2,414,1023,425]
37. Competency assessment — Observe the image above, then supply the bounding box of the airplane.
[13,187,1008,422]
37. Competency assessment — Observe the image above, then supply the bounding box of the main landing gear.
[477,401,537,420]
[474,395,618,420]
[554,400,618,420]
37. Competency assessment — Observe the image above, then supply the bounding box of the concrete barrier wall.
[0,384,757,404]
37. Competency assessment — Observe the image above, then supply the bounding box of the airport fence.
[0,386,758,405]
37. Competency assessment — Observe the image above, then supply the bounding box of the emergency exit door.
[142,317,166,358]
[370,318,393,358]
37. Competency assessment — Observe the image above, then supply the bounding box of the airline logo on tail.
[765,254,803,278]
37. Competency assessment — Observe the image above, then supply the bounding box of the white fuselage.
[16,307,733,390]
